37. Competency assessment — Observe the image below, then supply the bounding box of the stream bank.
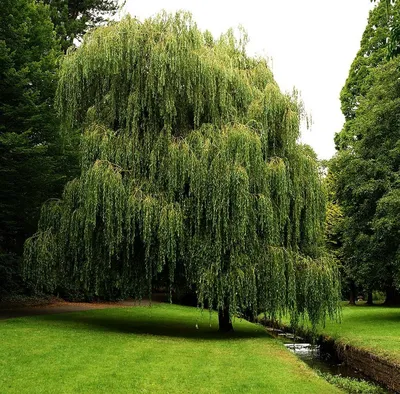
[260,319,399,393]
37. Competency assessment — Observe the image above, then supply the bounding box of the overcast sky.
[121,1,375,159]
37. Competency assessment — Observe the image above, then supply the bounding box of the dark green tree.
[323,162,344,259]
[0,0,77,296]
[322,161,359,304]
[371,0,400,58]
[339,1,390,127]
[334,59,400,304]
[334,1,400,305]
[43,0,122,52]
[23,13,340,331]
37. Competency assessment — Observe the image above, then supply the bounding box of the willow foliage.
[23,12,340,328]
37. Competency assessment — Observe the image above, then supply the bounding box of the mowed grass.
[0,304,340,394]
[314,304,400,363]
[276,303,400,364]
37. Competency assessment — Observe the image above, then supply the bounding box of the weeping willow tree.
[23,12,340,331]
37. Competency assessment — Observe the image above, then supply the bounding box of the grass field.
[276,303,400,364]
[314,304,400,363]
[0,304,340,393]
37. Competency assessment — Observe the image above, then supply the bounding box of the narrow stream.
[265,326,392,393]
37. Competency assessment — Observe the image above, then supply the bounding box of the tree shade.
[23,12,340,329]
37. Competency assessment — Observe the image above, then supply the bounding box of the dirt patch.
[0,299,160,321]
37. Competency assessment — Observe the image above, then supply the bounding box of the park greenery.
[0,0,76,296]
[0,0,119,297]
[43,0,122,52]
[317,371,385,394]
[0,304,341,393]
[331,0,400,304]
[281,302,400,365]
[22,12,340,331]
[1,0,400,392]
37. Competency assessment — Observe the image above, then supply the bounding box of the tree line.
[327,0,400,305]
[0,0,120,297]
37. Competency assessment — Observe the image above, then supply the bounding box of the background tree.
[339,1,391,129]
[333,1,400,305]
[333,58,400,305]
[0,0,78,297]
[43,0,122,52]
[23,13,340,331]
[372,0,400,58]
[322,162,349,301]
[323,162,344,258]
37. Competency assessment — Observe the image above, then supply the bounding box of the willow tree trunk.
[218,305,233,332]
[384,286,400,306]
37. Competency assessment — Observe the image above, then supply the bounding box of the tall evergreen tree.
[43,0,122,52]
[0,0,77,296]
[23,13,340,330]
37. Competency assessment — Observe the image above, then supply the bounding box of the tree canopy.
[0,0,127,299]
[23,12,340,329]
[333,58,400,304]
[0,0,78,296]
[44,0,122,52]
[372,0,400,58]
[339,1,391,127]
[332,1,400,304]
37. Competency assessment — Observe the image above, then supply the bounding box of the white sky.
[121,1,375,160]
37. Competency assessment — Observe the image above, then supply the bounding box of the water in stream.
[265,327,392,393]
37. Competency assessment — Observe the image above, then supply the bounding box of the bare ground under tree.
[0,298,161,320]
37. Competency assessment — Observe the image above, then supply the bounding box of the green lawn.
[276,303,400,364]
[313,304,400,364]
[0,304,340,393]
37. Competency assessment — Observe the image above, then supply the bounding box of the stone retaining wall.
[334,342,400,393]
[259,319,400,392]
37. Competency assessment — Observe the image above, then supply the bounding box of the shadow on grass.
[34,309,268,340]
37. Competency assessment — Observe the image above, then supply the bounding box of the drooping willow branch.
[23,11,340,328]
